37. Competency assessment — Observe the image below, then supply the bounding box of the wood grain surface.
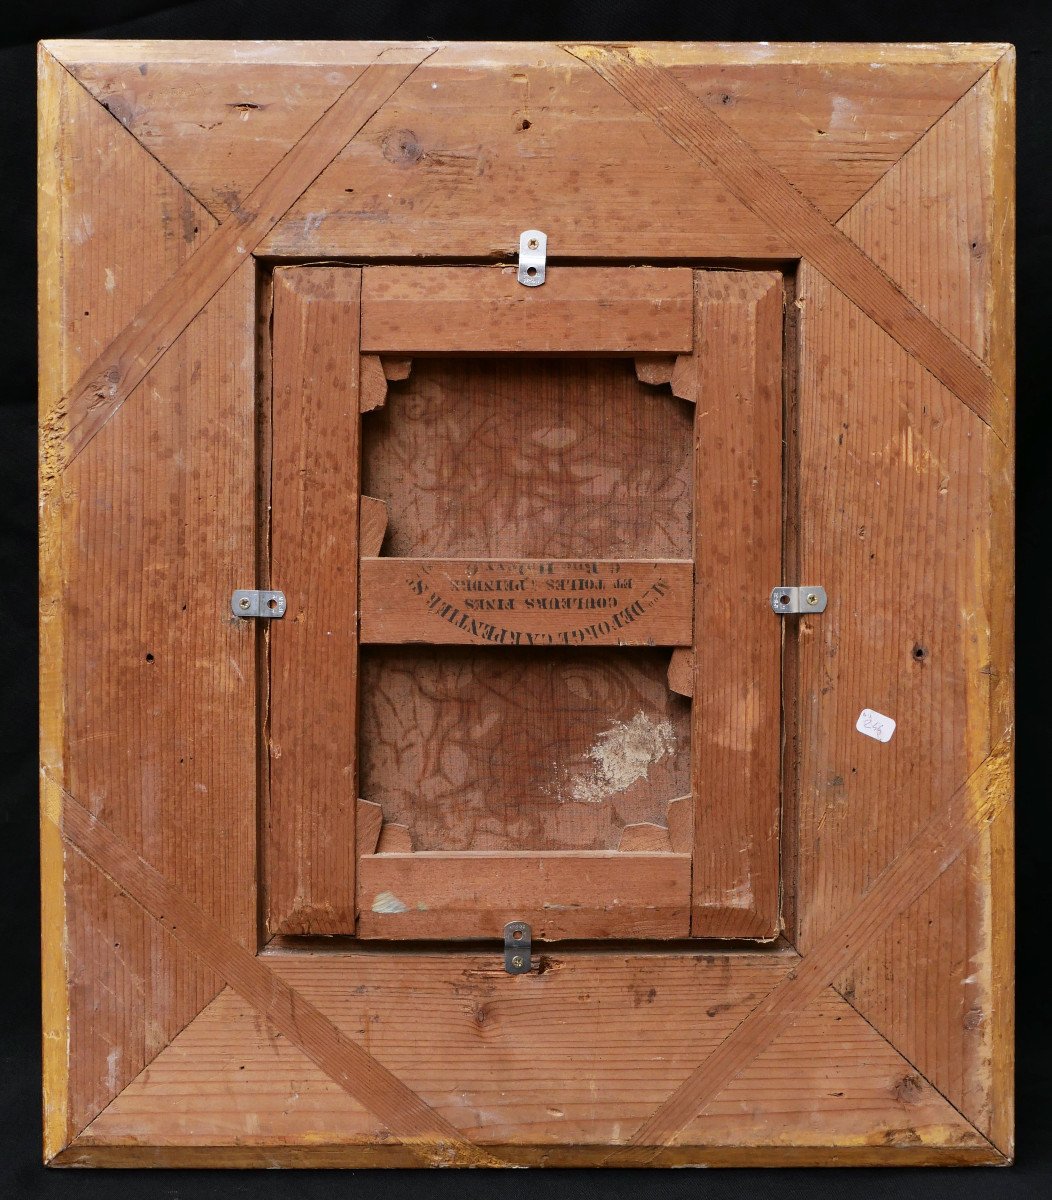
[59,792,492,1166]
[58,42,997,241]
[359,496,389,556]
[254,43,993,260]
[39,45,257,1151]
[687,272,784,938]
[606,737,1009,1161]
[73,950,988,1164]
[794,58,1015,1152]
[361,266,694,353]
[40,38,1013,1168]
[357,851,691,939]
[360,558,693,646]
[266,267,363,937]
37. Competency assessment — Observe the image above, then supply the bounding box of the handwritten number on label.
[856,708,896,744]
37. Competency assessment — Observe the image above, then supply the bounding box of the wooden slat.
[74,955,989,1165]
[358,852,690,939]
[360,559,693,647]
[39,44,257,1152]
[61,50,435,464]
[267,267,362,937]
[38,46,69,1159]
[984,53,1016,1161]
[51,39,1008,66]
[797,58,1015,1152]
[246,43,997,259]
[689,272,784,938]
[61,262,259,1138]
[81,952,800,1158]
[568,45,1004,434]
[361,267,694,353]
[795,257,1000,1133]
[57,1142,1000,1168]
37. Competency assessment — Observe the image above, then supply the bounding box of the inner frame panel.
[359,646,691,852]
[362,357,694,559]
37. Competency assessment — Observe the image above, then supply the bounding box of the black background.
[1,2,1048,1196]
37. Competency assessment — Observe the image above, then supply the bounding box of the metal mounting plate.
[517,230,546,286]
[770,586,827,615]
[231,589,287,619]
[503,922,532,973]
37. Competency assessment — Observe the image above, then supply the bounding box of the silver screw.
[806,593,819,606]
[239,596,251,610]
[511,955,524,969]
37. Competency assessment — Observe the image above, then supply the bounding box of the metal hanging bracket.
[770,586,827,615]
[503,921,532,973]
[231,589,287,619]
[517,230,546,286]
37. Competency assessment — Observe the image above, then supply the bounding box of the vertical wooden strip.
[984,51,1016,1158]
[690,271,784,938]
[267,267,362,936]
[38,45,70,1160]
[778,273,803,942]
[803,58,1015,1150]
[795,261,993,1131]
[40,43,261,1154]
[60,261,259,1140]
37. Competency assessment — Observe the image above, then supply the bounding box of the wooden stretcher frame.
[38,39,1015,1167]
[264,262,782,944]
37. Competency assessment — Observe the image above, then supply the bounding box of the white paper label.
[856,708,896,743]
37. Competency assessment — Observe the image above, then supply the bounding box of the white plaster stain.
[372,891,409,914]
[566,711,675,804]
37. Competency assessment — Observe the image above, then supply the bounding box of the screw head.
[806,593,819,606]
[511,955,524,969]
[239,596,251,610]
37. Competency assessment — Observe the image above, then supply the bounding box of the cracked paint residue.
[568,711,676,804]
[371,891,409,914]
